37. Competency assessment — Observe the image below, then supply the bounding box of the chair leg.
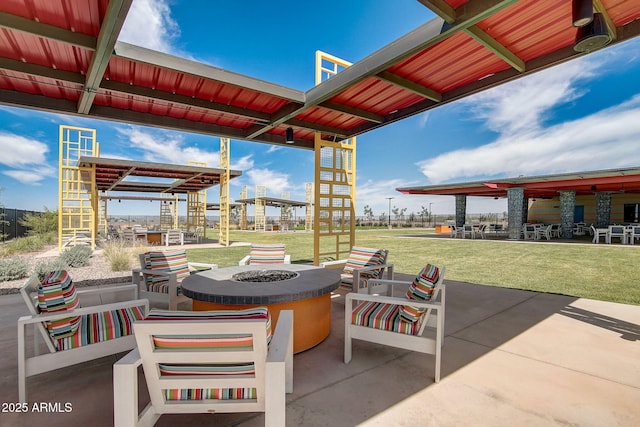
[17,321,27,403]
[344,299,352,363]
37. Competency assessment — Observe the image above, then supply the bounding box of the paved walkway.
[1,277,639,426]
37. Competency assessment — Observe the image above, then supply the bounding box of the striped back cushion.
[37,270,81,339]
[399,264,440,323]
[143,307,271,402]
[248,243,286,265]
[344,247,387,279]
[143,250,190,290]
[145,306,272,345]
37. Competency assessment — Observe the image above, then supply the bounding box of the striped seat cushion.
[399,264,440,323]
[340,247,387,289]
[352,301,419,335]
[144,307,272,402]
[143,250,190,295]
[54,306,145,351]
[37,270,81,339]
[248,243,286,264]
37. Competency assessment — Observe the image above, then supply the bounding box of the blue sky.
[1,0,640,219]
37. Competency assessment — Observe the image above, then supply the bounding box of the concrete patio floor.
[1,275,639,426]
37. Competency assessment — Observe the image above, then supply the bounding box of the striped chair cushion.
[248,243,286,265]
[143,250,190,295]
[343,247,387,278]
[399,264,440,323]
[145,307,271,402]
[145,307,272,345]
[340,247,387,289]
[54,306,145,351]
[37,270,81,339]
[352,301,419,335]
[164,388,257,401]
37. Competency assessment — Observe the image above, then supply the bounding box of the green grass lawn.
[186,228,640,306]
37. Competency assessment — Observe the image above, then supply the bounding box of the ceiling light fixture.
[574,13,612,52]
[572,0,593,27]
[285,127,294,144]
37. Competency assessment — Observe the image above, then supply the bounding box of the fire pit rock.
[232,270,299,283]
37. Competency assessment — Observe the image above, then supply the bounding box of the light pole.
[385,197,394,229]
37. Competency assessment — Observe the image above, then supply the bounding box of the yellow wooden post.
[219,137,230,246]
[313,52,356,265]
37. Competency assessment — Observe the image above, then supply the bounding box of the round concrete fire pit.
[181,264,341,353]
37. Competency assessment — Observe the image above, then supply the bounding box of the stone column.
[507,187,525,240]
[559,190,576,238]
[455,194,467,228]
[595,192,612,228]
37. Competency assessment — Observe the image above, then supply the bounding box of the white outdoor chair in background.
[114,308,293,426]
[591,225,608,244]
[162,229,184,246]
[462,224,475,239]
[239,243,291,265]
[535,224,553,241]
[522,224,537,240]
[629,226,640,245]
[607,225,626,244]
[134,249,216,310]
[321,246,393,293]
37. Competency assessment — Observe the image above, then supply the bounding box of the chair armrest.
[76,283,140,304]
[345,292,441,311]
[113,348,143,427]
[238,255,250,266]
[284,255,291,264]
[18,298,150,326]
[267,310,294,394]
[320,259,347,269]
[188,262,217,271]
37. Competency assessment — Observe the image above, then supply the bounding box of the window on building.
[624,203,640,223]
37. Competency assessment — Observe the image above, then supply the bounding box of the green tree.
[363,205,374,226]
[19,207,58,235]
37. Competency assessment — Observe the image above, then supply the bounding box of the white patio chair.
[113,308,294,427]
[628,226,640,245]
[162,229,184,246]
[607,225,627,244]
[462,224,475,239]
[18,270,149,402]
[320,246,394,293]
[550,224,561,238]
[448,224,461,238]
[591,225,608,244]
[345,264,446,383]
[522,224,537,240]
[239,243,291,265]
[477,223,487,239]
[134,249,217,310]
[535,224,553,241]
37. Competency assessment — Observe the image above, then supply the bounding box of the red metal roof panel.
[1,0,106,37]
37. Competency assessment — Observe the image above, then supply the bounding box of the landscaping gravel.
[0,246,132,295]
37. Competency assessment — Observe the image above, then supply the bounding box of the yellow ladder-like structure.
[219,137,230,246]
[305,182,313,232]
[254,185,266,232]
[58,126,99,251]
[313,51,356,265]
[239,185,248,230]
[186,160,207,239]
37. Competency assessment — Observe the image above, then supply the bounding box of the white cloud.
[0,133,48,167]
[118,0,180,55]
[0,133,55,184]
[245,168,290,196]
[117,127,224,166]
[416,41,640,184]
[418,94,640,183]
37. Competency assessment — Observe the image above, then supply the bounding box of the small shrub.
[60,245,92,267]
[33,258,69,281]
[1,235,49,255]
[102,239,135,272]
[0,257,29,281]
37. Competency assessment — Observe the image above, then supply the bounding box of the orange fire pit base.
[182,265,341,355]
[193,293,332,354]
